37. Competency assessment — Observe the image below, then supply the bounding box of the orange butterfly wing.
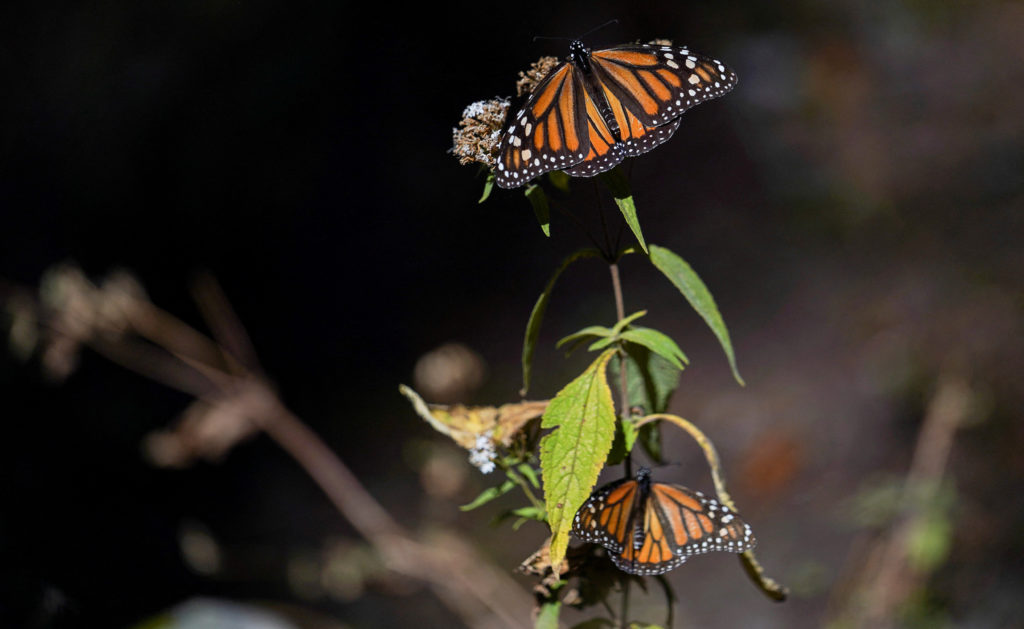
[496,42,737,188]
[572,477,640,553]
[496,63,591,188]
[573,471,757,576]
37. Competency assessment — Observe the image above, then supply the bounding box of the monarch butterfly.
[572,467,756,576]
[495,40,737,189]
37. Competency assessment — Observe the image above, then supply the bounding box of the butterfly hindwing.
[559,86,626,177]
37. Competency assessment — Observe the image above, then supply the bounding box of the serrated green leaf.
[540,349,618,569]
[619,327,689,371]
[610,309,647,335]
[548,170,571,193]
[525,183,551,237]
[649,244,744,386]
[460,480,516,511]
[522,248,603,395]
[599,167,647,254]
[479,171,495,203]
[536,601,562,629]
[556,325,614,349]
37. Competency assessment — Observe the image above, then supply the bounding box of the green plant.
[405,46,789,627]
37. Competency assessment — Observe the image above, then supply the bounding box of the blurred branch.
[190,272,263,375]
[830,374,972,628]
[1,266,532,629]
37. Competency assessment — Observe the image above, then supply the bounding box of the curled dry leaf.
[400,385,548,450]
[518,538,569,581]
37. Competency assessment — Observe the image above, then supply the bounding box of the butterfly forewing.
[495,42,737,188]
[590,45,738,128]
[649,483,756,558]
[496,64,591,188]
[572,476,640,553]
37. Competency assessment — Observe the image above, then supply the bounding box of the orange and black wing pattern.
[573,469,756,576]
[572,475,642,553]
[495,61,590,188]
[496,42,737,188]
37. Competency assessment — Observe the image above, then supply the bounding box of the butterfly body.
[572,468,756,576]
[495,40,737,188]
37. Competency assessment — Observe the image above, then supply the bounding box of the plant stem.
[619,577,631,629]
[506,468,544,511]
[609,261,633,628]
[609,262,632,473]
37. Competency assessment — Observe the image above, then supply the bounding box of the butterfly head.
[568,40,591,66]
[635,466,652,490]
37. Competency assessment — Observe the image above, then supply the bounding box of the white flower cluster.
[468,431,496,474]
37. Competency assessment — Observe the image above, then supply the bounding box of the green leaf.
[622,418,638,453]
[540,349,618,569]
[637,422,663,463]
[511,505,547,521]
[536,601,562,629]
[521,248,603,395]
[611,346,681,415]
[460,480,516,511]
[556,325,614,350]
[525,183,551,237]
[517,463,541,488]
[649,244,744,386]
[599,167,647,254]
[548,170,571,193]
[610,346,682,463]
[479,171,495,203]
[907,513,953,573]
[610,309,648,335]
[619,327,689,371]
[607,416,640,465]
[587,336,617,352]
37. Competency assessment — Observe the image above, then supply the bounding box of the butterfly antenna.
[532,34,572,43]
[534,19,618,43]
[578,18,620,40]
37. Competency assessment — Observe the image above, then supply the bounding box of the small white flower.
[468,430,496,474]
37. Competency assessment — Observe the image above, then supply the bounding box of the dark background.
[2,1,1022,627]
